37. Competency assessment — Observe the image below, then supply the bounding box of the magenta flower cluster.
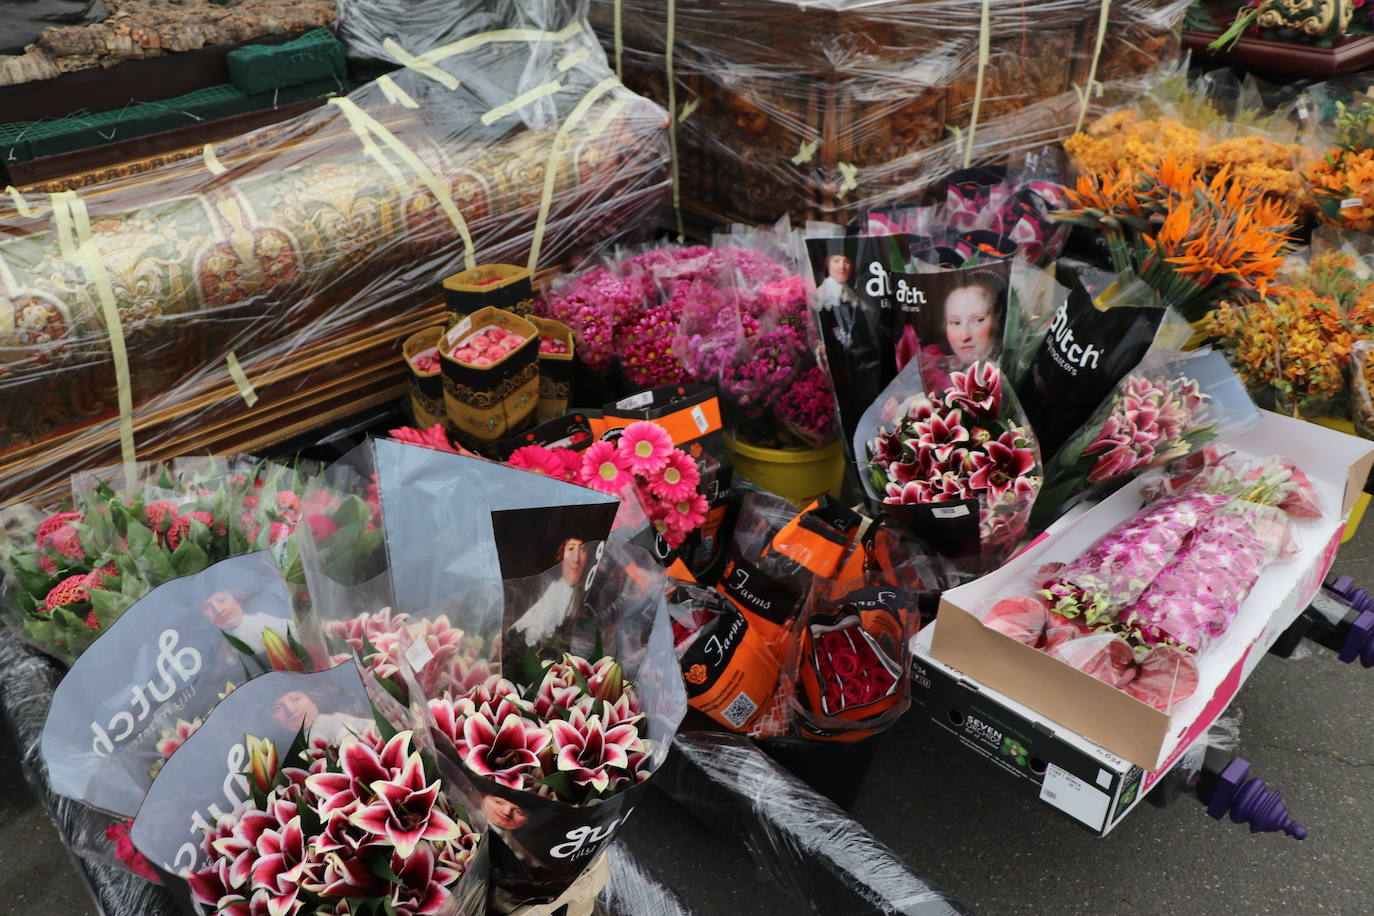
[536,246,838,447]
[1082,374,1209,485]
[188,728,479,916]
[429,654,653,805]
[867,362,1042,557]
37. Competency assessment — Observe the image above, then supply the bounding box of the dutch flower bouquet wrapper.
[855,352,1043,577]
[1031,349,1261,528]
[293,438,688,908]
[37,550,325,875]
[129,661,487,916]
[0,456,319,663]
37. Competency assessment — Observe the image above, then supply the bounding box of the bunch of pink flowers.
[429,653,653,804]
[1081,374,1210,484]
[508,421,707,548]
[326,608,493,702]
[867,362,1042,557]
[188,727,480,916]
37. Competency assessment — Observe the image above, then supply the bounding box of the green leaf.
[222,632,261,659]
[371,702,398,744]
[170,538,210,577]
[141,545,176,583]
[522,647,547,690]
[285,627,314,672]
[125,519,154,556]
[89,587,133,625]
[535,770,576,801]
[332,494,372,529]
[365,846,403,884]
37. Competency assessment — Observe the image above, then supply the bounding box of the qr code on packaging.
[722,692,757,728]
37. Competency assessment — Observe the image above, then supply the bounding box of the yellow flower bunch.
[1064,111,1203,176]
[1204,136,1309,212]
[1208,288,1353,408]
[1306,148,1374,234]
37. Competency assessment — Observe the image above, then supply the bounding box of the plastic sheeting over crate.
[0,0,669,507]
[586,0,1190,227]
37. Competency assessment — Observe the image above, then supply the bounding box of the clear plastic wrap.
[659,730,968,915]
[586,0,1190,226]
[0,0,670,508]
[290,438,691,908]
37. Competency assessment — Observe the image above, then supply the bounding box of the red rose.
[841,677,870,706]
[829,646,861,678]
[305,513,339,543]
[822,683,843,713]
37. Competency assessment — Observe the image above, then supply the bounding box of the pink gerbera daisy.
[508,445,563,477]
[616,421,674,475]
[580,441,634,493]
[646,450,700,502]
[667,493,708,534]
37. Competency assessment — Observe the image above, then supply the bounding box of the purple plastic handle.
[1206,758,1308,839]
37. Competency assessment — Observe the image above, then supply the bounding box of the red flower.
[276,491,301,512]
[305,514,339,543]
[829,645,861,678]
[37,510,85,560]
[166,511,215,551]
[84,611,101,631]
[44,574,90,610]
[967,432,1037,497]
[105,821,160,883]
[841,677,871,706]
[144,500,179,534]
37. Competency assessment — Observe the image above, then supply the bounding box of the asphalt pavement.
[3,521,1372,915]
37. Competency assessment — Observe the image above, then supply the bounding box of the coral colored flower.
[143,500,179,535]
[617,421,674,474]
[508,445,563,477]
[646,449,701,502]
[580,441,634,493]
[44,573,90,610]
[166,510,216,551]
[388,424,463,454]
[304,513,338,543]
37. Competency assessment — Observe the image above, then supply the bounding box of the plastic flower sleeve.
[405,536,688,907]
[0,456,319,664]
[856,353,1043,575]
[130,661,488,916]
[39,551,313,822]
[1032,348,1261,527]
[0,0,669,509]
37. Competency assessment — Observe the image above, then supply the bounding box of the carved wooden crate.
[591,0,1187,224]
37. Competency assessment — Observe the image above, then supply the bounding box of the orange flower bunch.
[1065,111,1305,210]
[1306,148,1374,234]
[1206,251,1374,416]
[1058,155,1297,323]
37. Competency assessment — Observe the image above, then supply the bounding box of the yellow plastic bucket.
[1307,416,1368,543]
[726,436,846,506]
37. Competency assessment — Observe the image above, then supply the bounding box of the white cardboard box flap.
[930,411,1374,769]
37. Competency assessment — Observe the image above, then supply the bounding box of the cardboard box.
[929,411,1374,770]
[912,624,1148,835]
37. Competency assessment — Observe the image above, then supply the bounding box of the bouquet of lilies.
[186,723,482,916]
[864,361,1042,568]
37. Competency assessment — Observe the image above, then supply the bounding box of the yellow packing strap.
[613,0,624,77]
[377,74,420,109]
[665,0,684,241]
[202,143,227,176]
[6,185,36,218]
[382,38,460,90]
[558,48,591,72]
[51,190,137,491]
[329,99,409,191]
[964,0,991,168]
[481,80,564,126]
[1075,0,1113,134]
[225,351,259,407]
[527,76,622,275]
[328,97,477,270]
[396,22,585,74]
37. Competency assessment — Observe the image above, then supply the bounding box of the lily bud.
[246,735,278,793]
[262,628,305,672]
[592,661,624,702]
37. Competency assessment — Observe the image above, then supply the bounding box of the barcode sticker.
[931,505,971,519]
[721,691,758,728]
[1341,197,1364,210]
[1039,763,1110,829]
[404,639,434,672]
[690,405,709,434]
[617,391,653,410]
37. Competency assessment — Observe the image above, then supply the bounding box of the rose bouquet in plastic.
[860,360,1042,571]
[981,453,1318,710]
[0,457,318,662]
